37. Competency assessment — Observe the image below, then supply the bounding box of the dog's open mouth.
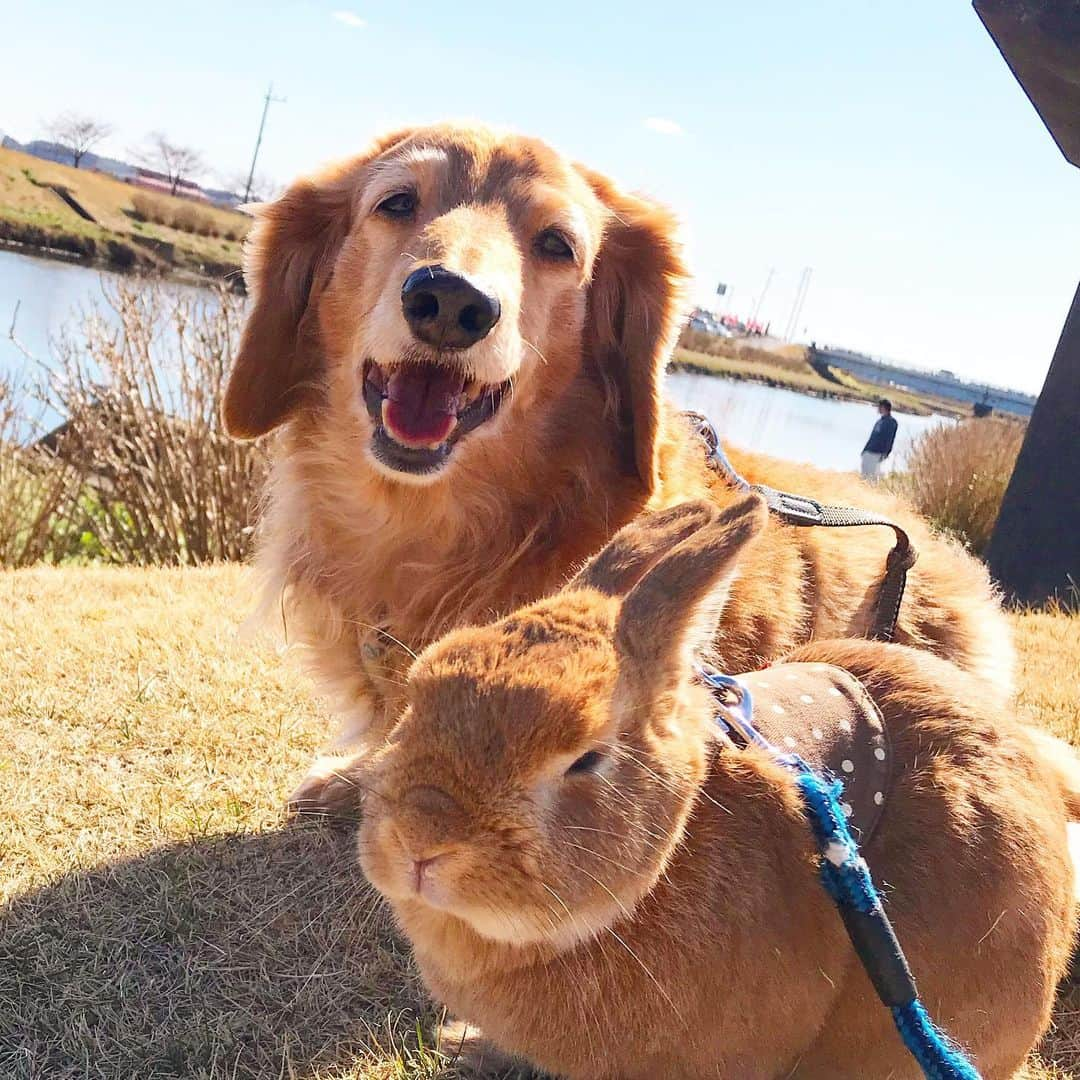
[362,360,510,475]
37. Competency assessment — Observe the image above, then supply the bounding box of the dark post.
[986,283,1080,602]
[975,0,1080,603]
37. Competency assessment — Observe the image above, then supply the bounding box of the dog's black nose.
[401,266,501,350]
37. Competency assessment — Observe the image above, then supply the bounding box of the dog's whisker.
[522,337,549,365]
[341,618,419,661]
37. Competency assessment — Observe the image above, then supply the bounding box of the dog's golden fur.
[358,499,1077,1079]
[223,122,1013,806]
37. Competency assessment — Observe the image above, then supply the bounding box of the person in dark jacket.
[860,399,898,480]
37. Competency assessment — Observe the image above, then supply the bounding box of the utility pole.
[794,267,813,338]
[751,267,775,324]
[243,83,285,203]
[785,267,813,342]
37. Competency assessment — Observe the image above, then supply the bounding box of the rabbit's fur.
[358,497,1077,1079]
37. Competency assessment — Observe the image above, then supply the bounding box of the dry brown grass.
[0,566,1076,1078]
[673,345,848,396]
[0,374,84,568]
[0,566,459,1079]
[130,192,235,240]
[679,329,818,377]
[1016,604,1080,1080]
[0,146,249,273]
[889,417,1026,556]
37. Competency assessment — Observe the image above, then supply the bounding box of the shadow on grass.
[0,823,449,1080]
[2,821,1077,1078]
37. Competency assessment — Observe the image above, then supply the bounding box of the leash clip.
[759,487,826,527]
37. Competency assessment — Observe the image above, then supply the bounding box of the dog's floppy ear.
[223,132,413,439]
[222,171,353,439]
[580,170,688,495]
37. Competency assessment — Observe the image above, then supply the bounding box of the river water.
[0,250,947,471]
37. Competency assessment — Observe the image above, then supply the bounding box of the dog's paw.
[286,754,365,822]
[438,1019,544,1078]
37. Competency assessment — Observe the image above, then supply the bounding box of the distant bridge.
[814,346,1036,417]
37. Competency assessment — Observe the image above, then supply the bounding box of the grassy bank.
[0,147,248,281]
[673,333,971,419]
[0,564,1077,1078]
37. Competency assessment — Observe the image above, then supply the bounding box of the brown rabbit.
[358,497,1078,1080]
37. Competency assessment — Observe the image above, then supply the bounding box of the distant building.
[129,167,209,202]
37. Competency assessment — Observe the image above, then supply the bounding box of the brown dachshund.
[223,123,1014,811]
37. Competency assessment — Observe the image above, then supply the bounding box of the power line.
[243,83,285,204]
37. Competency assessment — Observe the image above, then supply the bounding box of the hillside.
[0,564,1077,1078]
[0,147,248,281]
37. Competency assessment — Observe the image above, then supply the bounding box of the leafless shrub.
[0,373,84,568]
[43,282,267,564]
[888,417,1025,555]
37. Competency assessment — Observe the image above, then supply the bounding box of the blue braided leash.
[699,666,981,1080]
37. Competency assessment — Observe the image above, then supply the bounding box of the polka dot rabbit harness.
[698,662,982,1078]
[711,662,892,844]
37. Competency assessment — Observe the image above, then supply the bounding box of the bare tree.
[136,132,205,195]
[43,112,112,169]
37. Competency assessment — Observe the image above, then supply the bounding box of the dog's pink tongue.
[383,366,465,446]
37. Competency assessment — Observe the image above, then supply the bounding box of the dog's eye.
[376,190,417,217]
[566,749,605,776]
[535,228,575,262]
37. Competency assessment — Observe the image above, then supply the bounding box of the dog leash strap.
[683,411,918,643]
[698,665,982,1080]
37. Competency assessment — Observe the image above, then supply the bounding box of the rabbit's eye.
[566,749,605,776]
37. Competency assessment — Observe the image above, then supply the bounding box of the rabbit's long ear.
[567,500,718,598]
[614,495,767,694]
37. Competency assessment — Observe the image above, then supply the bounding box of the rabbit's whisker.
[603,924,686,1027]
[563,840,642,877]
[568,861,633,924]
[558,822,667,853]
[319,769,394,806]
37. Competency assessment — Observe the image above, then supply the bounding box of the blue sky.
[2,1,1077,393]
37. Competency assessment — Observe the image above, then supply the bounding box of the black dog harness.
[683,411,918,643]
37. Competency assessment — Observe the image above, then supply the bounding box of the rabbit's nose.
[410,853,447,895]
